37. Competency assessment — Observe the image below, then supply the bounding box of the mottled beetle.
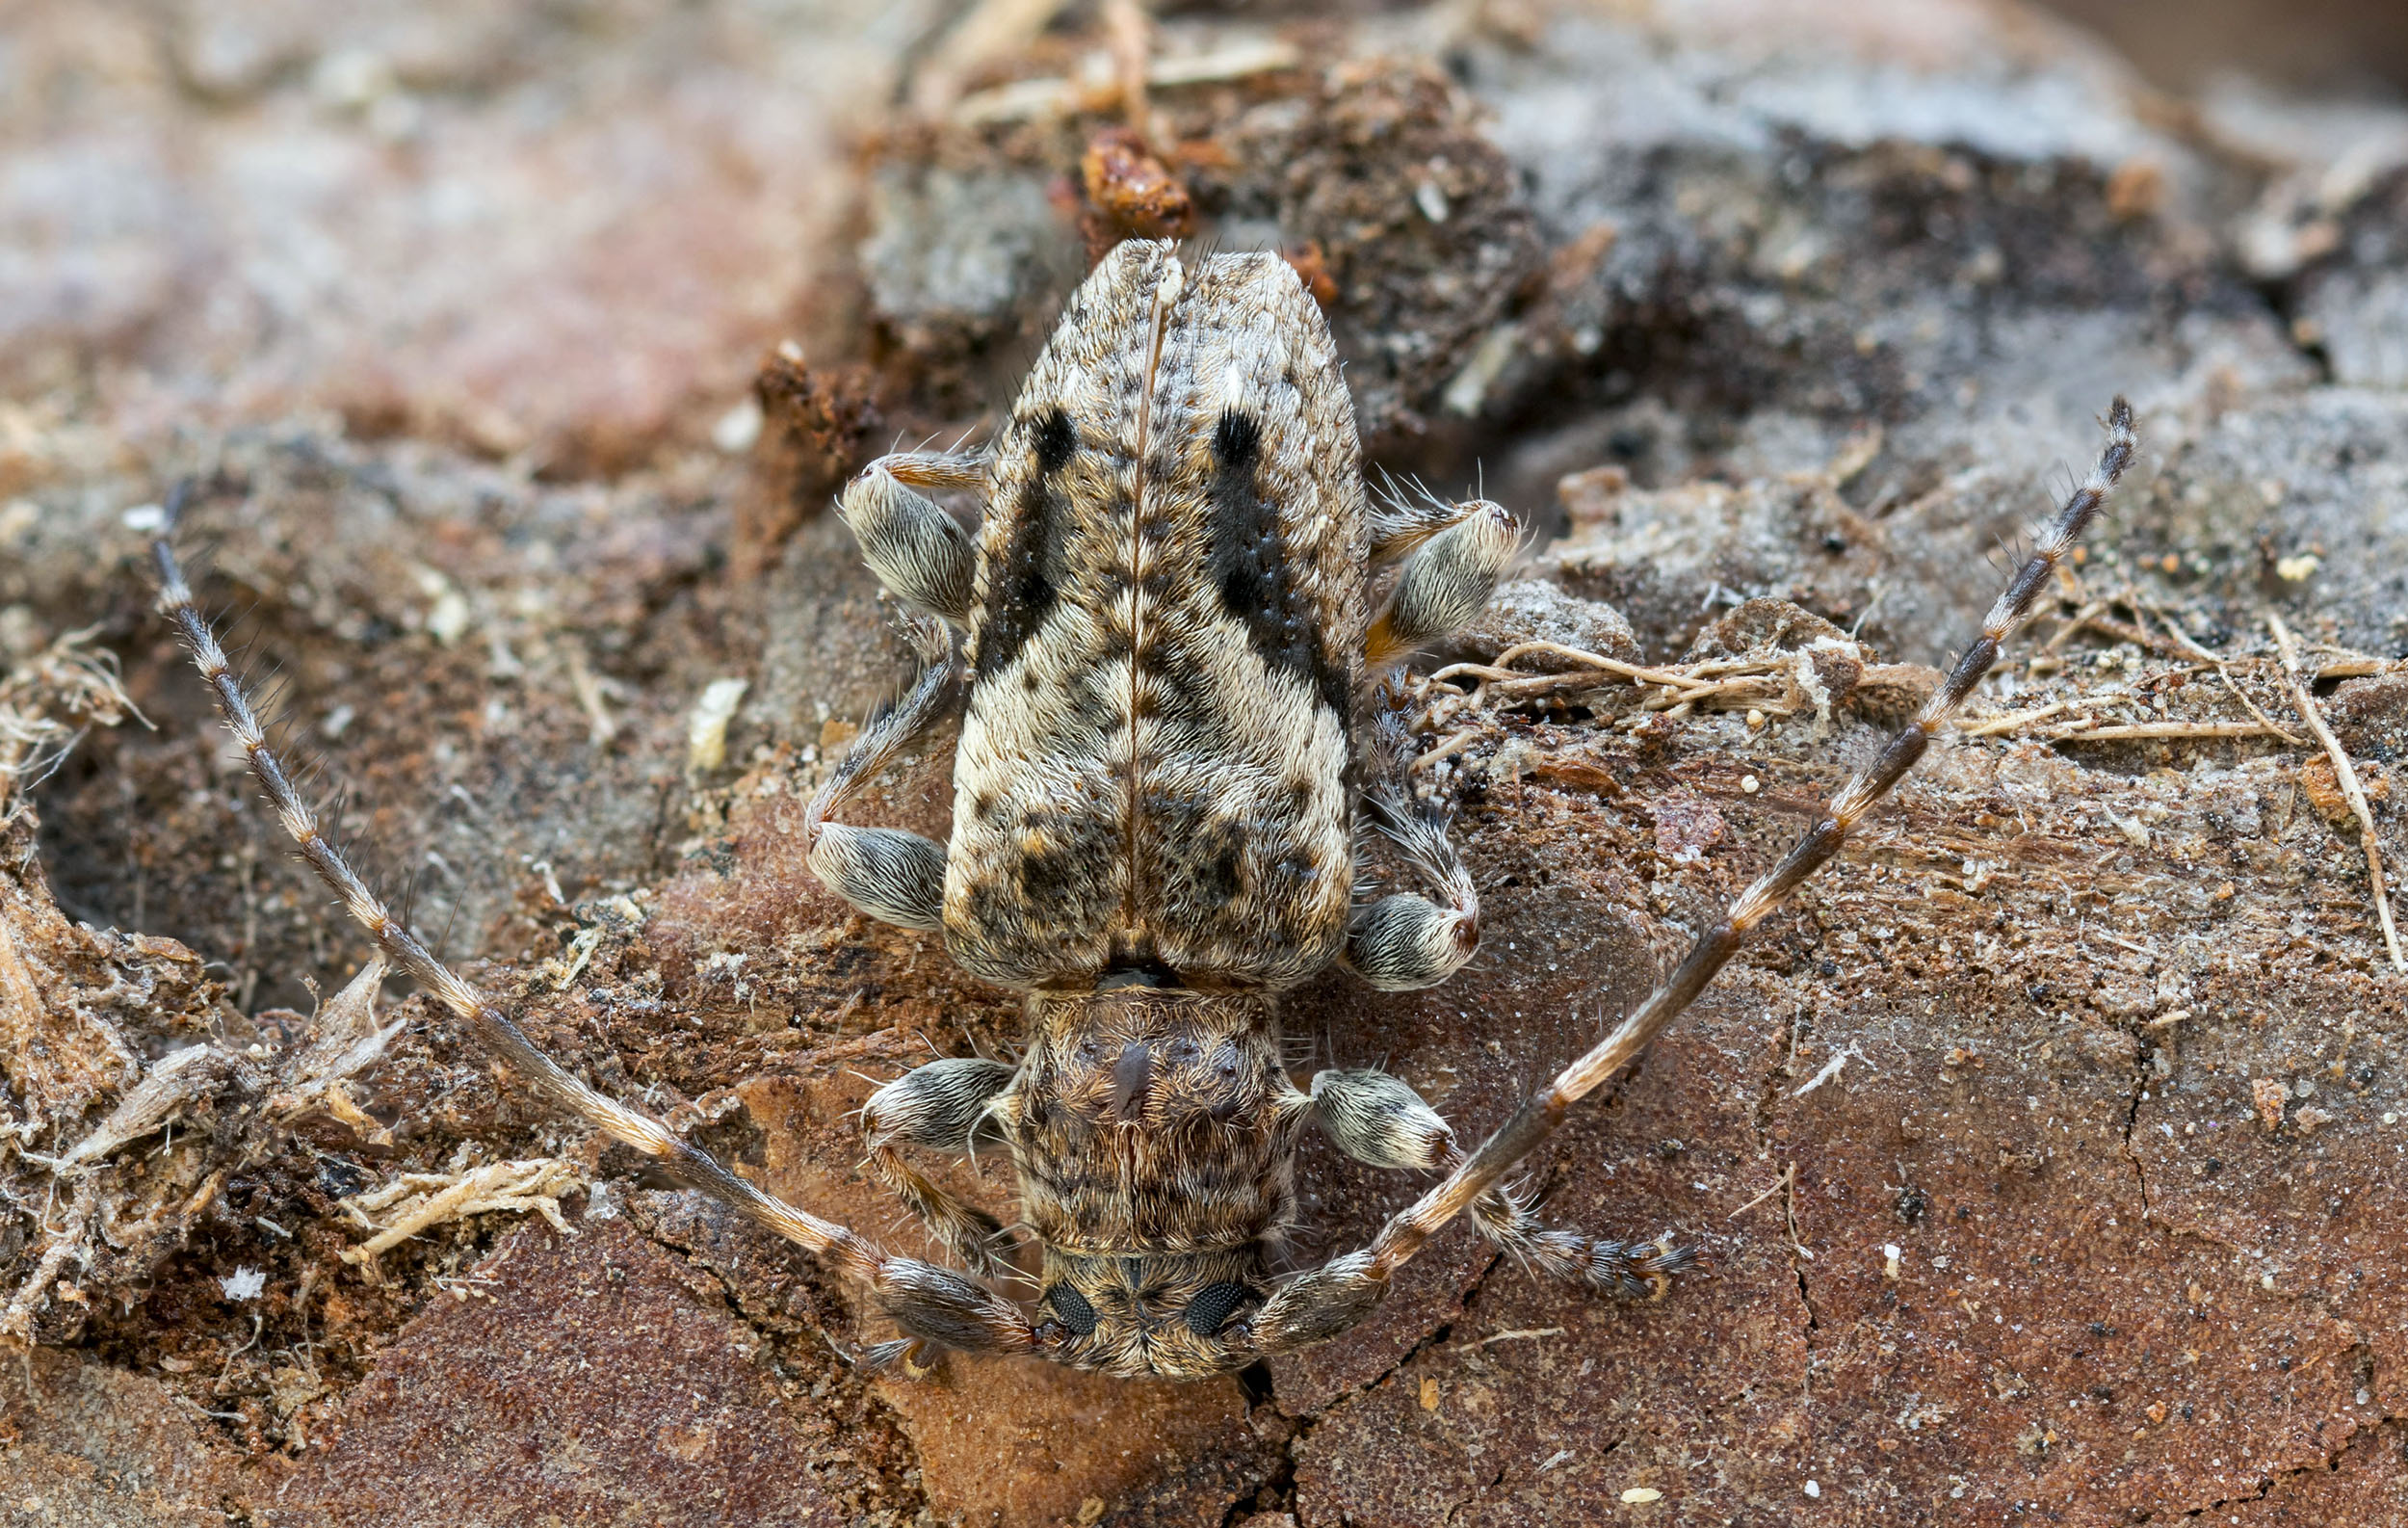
[156,238,2134,1381]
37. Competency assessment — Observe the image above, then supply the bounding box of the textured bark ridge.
[3,1,2405,1523]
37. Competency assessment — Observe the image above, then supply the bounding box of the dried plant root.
[340,1156,587,1265]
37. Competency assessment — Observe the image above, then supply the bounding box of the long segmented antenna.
[151,491,1034,1358]
[1254,398,2136,1346]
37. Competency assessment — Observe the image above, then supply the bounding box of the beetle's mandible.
[154,237,2135,1381]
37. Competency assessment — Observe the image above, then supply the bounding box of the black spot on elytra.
[1213,409,1262,473]
[1157,808,1244,911]
[1034,408,1078,475]
[1199,838,1243,908]
[962,876,1015,940]
[1018,847,1083,907]
[975,411,1076,679]
[1207,409,1348,722]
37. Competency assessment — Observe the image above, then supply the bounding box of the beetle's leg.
[1454,1170,1696,1298]
[803,615,960,933]
[153,513,1034,1368]
[1248,400,2137,1358]
[1306,1067,1453,1171]
[1343,790,1478,990]
[838,449,987,625]
[1365,496,1516,668]
[862,1057,1017,1278]
[1307,1068,1693,1298]
[1367,472,1489,563]
[1344,716,1478,991]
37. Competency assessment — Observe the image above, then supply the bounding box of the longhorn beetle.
[155,238,2134,1380]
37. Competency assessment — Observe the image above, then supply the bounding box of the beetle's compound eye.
[1183,1280,1254,1336]
[1044,1282,1099,1336]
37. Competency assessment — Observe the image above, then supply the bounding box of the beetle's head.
[978,988,1313,1377]
[1001,987,1310,1251]
[1030,1245,1269,1378]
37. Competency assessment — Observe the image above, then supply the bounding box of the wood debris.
[340,1156,586,1265]
[2269,614,2405,973]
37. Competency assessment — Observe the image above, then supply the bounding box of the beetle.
[155,236,2133,1381]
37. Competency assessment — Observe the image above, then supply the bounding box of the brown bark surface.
[3,2,2405,1524]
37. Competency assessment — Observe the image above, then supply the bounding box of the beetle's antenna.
[1251,398,2137,1353]
[152,501,1037,1361]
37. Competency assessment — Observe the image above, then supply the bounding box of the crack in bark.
[1779,1153,1821,1419]
[2139,1413,2404,1521]
[2119,1025,2155,1222]
[2114,1016,2337,1301]
[620,1188,930,1521]
[1219,1382,1301,1528]
[1269,1252,1491,1527]
[1749,998,1807,1149]
[2126,1342,2399,1521]
[1748,993,1821,1397]
[2101,1007,2399,1522]
[1273,1120,1652,1524]
[1440,1462,1512,1528]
